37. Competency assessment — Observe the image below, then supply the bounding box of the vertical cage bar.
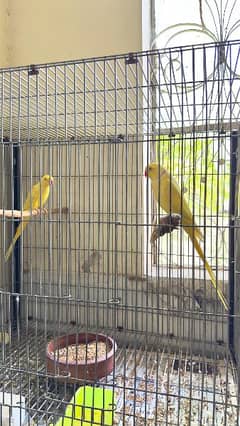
[229,130,238,349]
[12,144,21,322]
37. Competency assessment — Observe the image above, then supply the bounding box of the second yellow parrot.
[145,162,228,311]
[5,174,54,262]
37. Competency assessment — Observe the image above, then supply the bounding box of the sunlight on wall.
[1,0,142,67]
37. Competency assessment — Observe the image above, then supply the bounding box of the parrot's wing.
[152,173,182,213]
[169,177,185,211]
[23,182,41,210]
[170,177,204,241]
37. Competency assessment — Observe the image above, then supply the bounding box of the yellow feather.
[5,174,53,262]
[146,162,228,310]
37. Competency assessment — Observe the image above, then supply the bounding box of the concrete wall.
[20,138,144,280]
[1,0,142,67]
[0,0,9,67]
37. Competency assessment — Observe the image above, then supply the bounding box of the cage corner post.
[230,130,240,381]
[12,143,21,324]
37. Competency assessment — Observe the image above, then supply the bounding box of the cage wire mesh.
[0,40,239,425]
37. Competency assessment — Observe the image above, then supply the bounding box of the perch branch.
[0,207,69,218]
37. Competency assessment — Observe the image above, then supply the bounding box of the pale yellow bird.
[145,162,228,310]
[5,174,54,262]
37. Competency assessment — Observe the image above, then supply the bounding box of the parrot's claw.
[36,207,48,215]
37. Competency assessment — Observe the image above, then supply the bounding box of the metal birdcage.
[0,40,240,425]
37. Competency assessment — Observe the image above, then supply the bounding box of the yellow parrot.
[145,162,228,311]
[5,174,54,262]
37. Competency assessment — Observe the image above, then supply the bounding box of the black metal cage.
[0,40,240,425]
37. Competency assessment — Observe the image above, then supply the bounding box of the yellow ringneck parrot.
[5,174,54,262]
[145,162,228,311]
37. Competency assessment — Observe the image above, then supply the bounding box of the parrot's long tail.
[190,234,228,311]
[5,221,28,262]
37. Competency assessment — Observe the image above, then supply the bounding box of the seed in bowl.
[50,341,110,363]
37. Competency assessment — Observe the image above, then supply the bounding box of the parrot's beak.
[50,177,54,186]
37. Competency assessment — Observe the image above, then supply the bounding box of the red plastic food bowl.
[46,332,117,383]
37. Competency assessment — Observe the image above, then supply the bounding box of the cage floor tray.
[0,327,238,425]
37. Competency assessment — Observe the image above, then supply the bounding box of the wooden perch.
[150,213,181,244]
[0,207,69,219]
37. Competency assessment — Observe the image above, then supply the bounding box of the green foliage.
[156,134,230,218]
